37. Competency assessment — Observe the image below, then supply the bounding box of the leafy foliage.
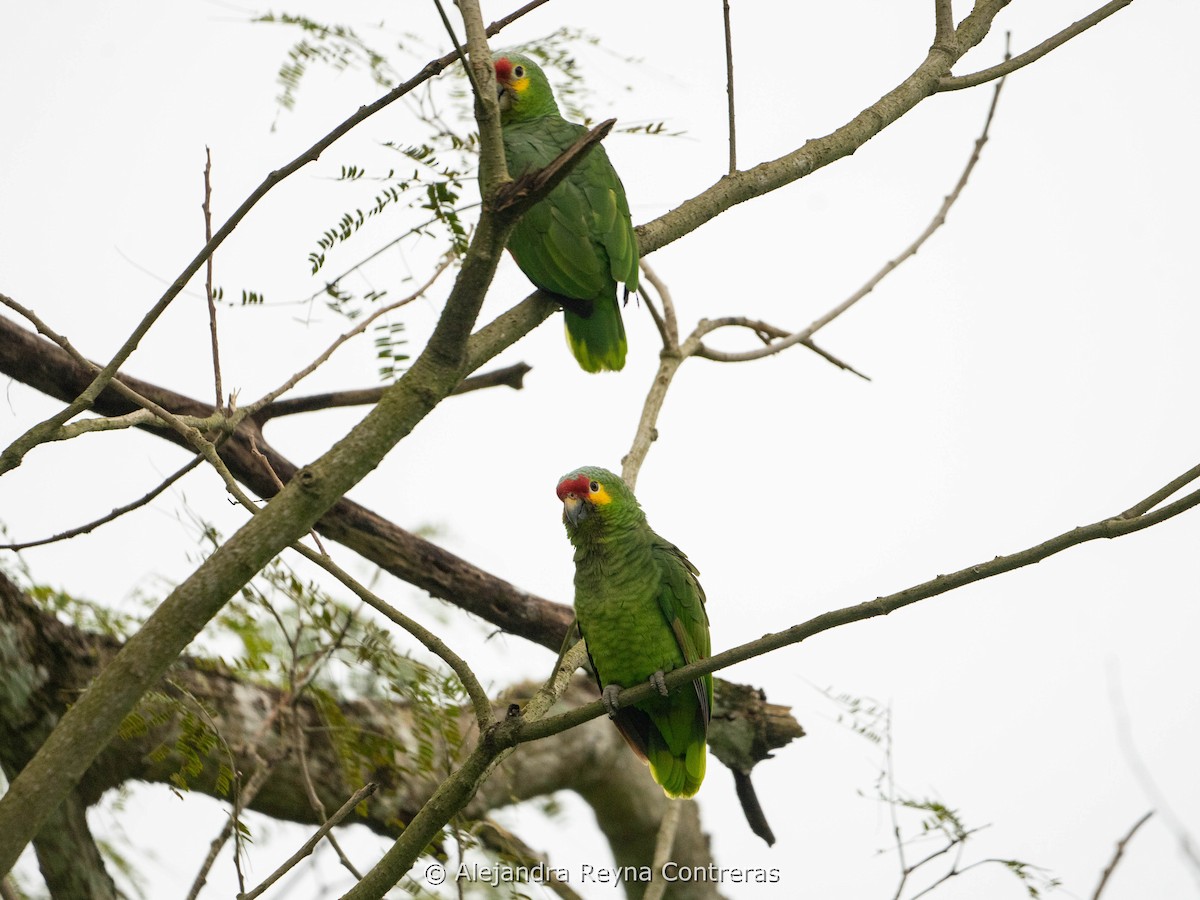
[254,12,399,113]
[818,689,1062,899]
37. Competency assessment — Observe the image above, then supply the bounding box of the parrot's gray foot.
[650,670,669,697]
[601,684,623,718]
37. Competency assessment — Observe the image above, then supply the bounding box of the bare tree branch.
[239,783,379,900]
[696,63,1006,364]
[635,0,1007,257]
[203,146,224,408]
[691,317,870,379]
[939,0,1133,91]
[252,363,531,422]
[722,0,737,174]
[1092,811,1153,900]
[934,0,955,47]
[0,455,203,551]
[243,256,455,420]
[1110,668,1200,888]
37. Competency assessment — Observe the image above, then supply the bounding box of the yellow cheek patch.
[512,75,531,94]
[589,484,613,506]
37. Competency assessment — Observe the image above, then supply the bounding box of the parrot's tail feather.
[564,297,627,373]
[646,731,706,799]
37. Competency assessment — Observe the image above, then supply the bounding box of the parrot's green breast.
[573,541,688,693]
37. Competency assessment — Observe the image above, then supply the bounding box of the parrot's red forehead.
[556,474,591,501]
[494,57,513,81]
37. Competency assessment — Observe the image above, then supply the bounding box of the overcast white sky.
[2,1,1199,898]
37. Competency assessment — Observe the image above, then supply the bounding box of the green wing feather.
[644,538,712,798]
[598,537,711,799]
[503,116,637,372]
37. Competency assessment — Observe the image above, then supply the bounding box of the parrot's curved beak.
[497,82,512,113]
[562,494,589,527]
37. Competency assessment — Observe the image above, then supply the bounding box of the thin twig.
[0,455,203,551]
[722,0,737,174]
[700,62,1008,364]
[639,259,678,350]
[432,0,482,103]
[691,317,870,378]
[238,783,379,900]
[292,715,364,880]
[203,147,223,408]
[248,436,328,555]
[474,820,586,900]
[243,257,455,419]
[939,0,1133,91]
[1120,462,1200,519]
[1110,669,1200,887]
[340,641,591,900]
[1092,811,1154,900]
[887,711,911,900]
[253,362,530,423]
[298,204,479,307]
[907,857,1006,900]
[0,293,259,512]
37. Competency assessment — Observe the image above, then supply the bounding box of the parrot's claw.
[650,670,669,698]
[601,684,623,718]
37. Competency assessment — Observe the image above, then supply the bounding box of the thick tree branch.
[635,1,1006,257]
[0,314,570,648]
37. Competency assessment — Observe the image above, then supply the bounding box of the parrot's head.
[494,52,559,122]
[556,466,642,538]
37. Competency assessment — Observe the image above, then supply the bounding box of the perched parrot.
[556,466,712,798]
[494,52,639,373]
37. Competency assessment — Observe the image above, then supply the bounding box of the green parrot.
[494,52,639,373]
[556,466,712,798]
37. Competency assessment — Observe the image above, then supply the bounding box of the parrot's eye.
[513,64,525,78]
[589,480,600,493]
